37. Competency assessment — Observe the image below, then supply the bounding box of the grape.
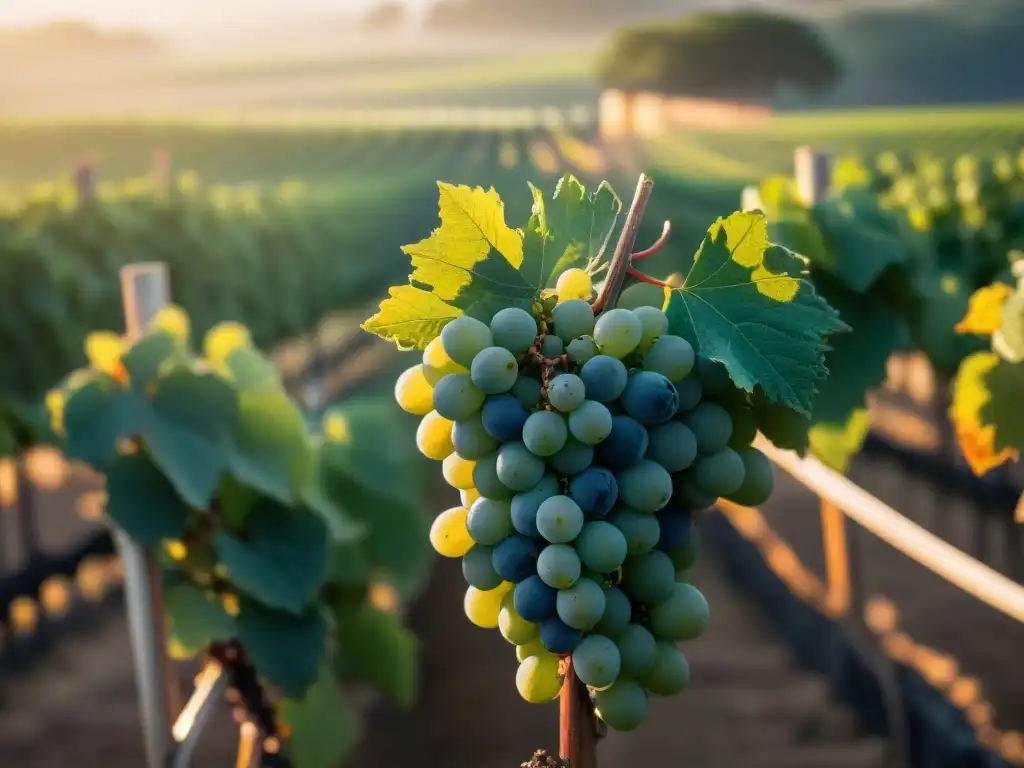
[548,373,586,412]
[568,400,613,445]
[481,394,529,442]
[463,545,503,590]
[593,308,642,358]
[548,437,594,475]
[642,642,690,696]
[621,550,676,605]
[442,453,476,490]
[579,355,628,403]
[471,347,519,394]
[556,577,606,630]
[572,635,621,689]
[441,316,493,368]
[492,534,542,583]
[684,402,733,454]
[655,507,692,551]
[452,413,500,460]
[511,375,543,408]
[536,495,585,544]
[666,528,700,574]
[568,467,618,519]
[614,623,657,678]
[466,497,514,545]
[726,448,774,507]
[472,452,513,499]
[593,586,631,636]
[491,307,538,354]
[416,411,454,461]
[464,581,511,628]
[642,335,695,383]
[557,268,593,301]
[566,336,599,363]
[432,373,485,421]
[422,337,467,386]
[596,416,649,470]
[618,459,672,512]
[522,410,568,457]
[510,474,559,538]
[497,441,546,491]
[516,651,563,703]
[649,582,710,641]
[540,335,564,358]
[595,680,648,732]
[429,506,474,558]
[539,617,583,654]
[537,544,581,589]
[728,406,758,448]
[499,590,540,644]
[514,574,558,622]
[460,487,481,507]
[394,364,434,416]
[645,421,698,473]
[674,376,702,413]
[552,299,595,341]
[692,448,746,497]
[607,508,660,556]
[696,356,731,397]
[575,521,628,573]
[632,306,668,350]
[672,474,718,511]
[622,371,678,426]
[516,637,546,662]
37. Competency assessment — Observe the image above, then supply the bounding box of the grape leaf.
[330,600,419,708]
[229,388,312,504]
[362,284,462,351]
[236,598,327,698]
[279,662,362,768]
[808,410,872,473]
[105,451,190,545]
[164,581,234,659]
[664,211,847,417]
[955,283,1013,337]
[949,351,1020,475]
[750,391,810,455]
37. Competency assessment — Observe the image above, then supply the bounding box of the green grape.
[466,497,513,545]
[614,623,657,678]
[491,307,539,355]
[607,508,660,556]
[595,680,648,731]
[645,422,698,473]
[696,356,731,397]
[540,335,564,358]
[516,651,563,703]
[441,316,493,368]
[593,308,642,358]
[556,577,606,630]
[593,586,632,636]
[422,337,467,386]
[552,299,595,341]
[536,495,585,544]
[666,528,700,574]
[471,346,519,394]
[683,402,733,454]
[568,400,613,445]
[464,582,511,628]
[642,642,690,696]
[726,448,774,507]
[572,635,621,689]
[548,373,586,412]
[537,543,581,589]
[522,410,569,457]
[557,268,593,301]
[499,589,539,644]
[442,453,476,490]
[472,452,514,499]
[416,411,454,461]
[394,364,434,416]
[432,373,485,421]
[567,335,599,363]
[575,521,628,573]
[674,376,702,413]
[672,473,718,511]
[649,582,710,641]
[728,406,758,448]
[497,441,546,492]
[643,335,695,382]
[452,412,500,459]
[621,550,676,605]
[632,306,668,350]
[618,459,673,513]
[548,436,595,475]
[692,448,746,497]
[463,545,503,590]
[511,374,543,408]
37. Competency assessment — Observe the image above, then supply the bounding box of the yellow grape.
[516,651,564,703]
[204,322,251,367]
[429,506,474,558]
[85,332,125,376]
[442,453,476,490]
[461,487,482,507]
[416,411,455,461]
[422,337,466,385]
[464,581,512,628]
[394,364,434,416]
[556,268,593,302]
[516,637,546,662]
[150,305,190,342]
[499,589,539,645]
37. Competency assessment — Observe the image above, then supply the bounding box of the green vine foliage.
[48,307,430,767]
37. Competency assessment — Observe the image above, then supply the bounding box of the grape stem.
[626,267,670,288]
[559,657,600,768]
[631,219,671,261]
[591,174,655,314]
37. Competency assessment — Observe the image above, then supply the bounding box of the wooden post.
[119,262,178,768]
[741,184,764,213]
[559,659,598,768]
[73,161,95,208]
[793,146,832,206]
[154,150,172,195]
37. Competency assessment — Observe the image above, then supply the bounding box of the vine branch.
[591,174,655,314]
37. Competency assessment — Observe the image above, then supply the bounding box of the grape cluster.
[394,268,774,732]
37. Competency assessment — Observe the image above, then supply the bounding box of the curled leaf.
[86,332,127,380]
[955,283,1013,336]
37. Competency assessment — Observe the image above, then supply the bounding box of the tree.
[598,11,841,100]
[361,2,407,32]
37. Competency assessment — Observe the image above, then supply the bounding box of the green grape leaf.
[62,374,144,469]
[236,598,327,699]
[164,581,234,660]
[325,539,371,586]
[982,359,1024,454]
[808,409,873,473]
[521,174,621,289]
[750,390,810,455]
[331,601,419,708]
[229,389,312,504]
[121,332,178,392]
[302,439,365,544]
[214,499,328,615]
[664,212,847,417]
[226,346,284,392]
[279,662,362,768]
[143,371,238,508]
[362,284,462,351]
[105,452,190,545]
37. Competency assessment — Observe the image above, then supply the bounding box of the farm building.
[598,89,774,139]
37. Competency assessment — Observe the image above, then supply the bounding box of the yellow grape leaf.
[955,283,1013,336]
[150,304,191,342]
[46,390,66,435]
[949,351,1018,475]
[203,322,252,367]
[85,332,126,376]
[362,284,463,350]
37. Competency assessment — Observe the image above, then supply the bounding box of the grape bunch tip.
[395,267,774,733]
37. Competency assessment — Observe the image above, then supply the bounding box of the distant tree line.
[0,21,161,61]
[423,0,681,33]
